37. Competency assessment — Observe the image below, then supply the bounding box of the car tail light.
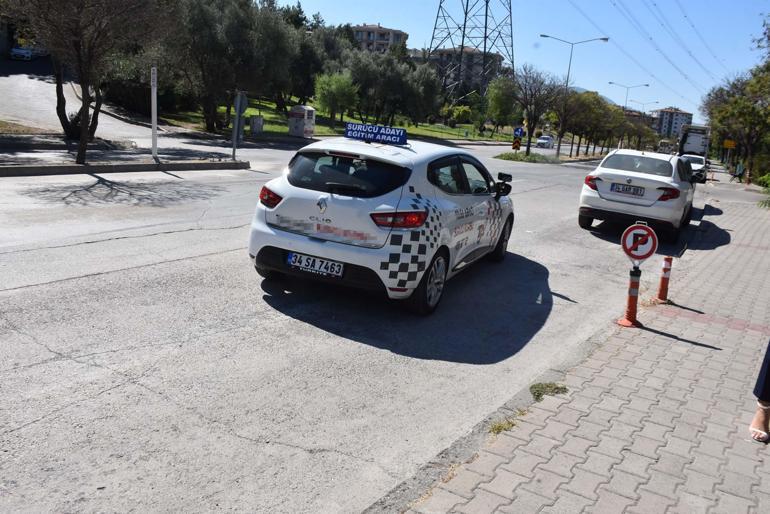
[259,186,283,208]
[584,175,602,190]
[657,187,680,201]
[370,211,427,229]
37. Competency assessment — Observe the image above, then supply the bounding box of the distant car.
[10,46,33,61]
[536,135,554,149]
[578,149,696,242]
[680,154,707,183]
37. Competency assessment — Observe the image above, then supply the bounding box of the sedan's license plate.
[611,183,645,197]
[287,252,344,277]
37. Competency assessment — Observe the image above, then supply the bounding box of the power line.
[643,0,718,82]
[565,0,698,109]
[673,0,731,74]
[610,0,705,94]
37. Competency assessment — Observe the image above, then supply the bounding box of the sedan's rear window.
[602,154,673,177]
[287,152,410,198]
[681,155,704,165]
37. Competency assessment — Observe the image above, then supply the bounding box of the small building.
[650,107,693,138]
[352,24,408,53]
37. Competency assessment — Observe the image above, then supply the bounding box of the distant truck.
[678,124,711,156]
[657,139,675,154]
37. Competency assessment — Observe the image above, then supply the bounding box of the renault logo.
[317,197,327,213]
[626,178,633,184]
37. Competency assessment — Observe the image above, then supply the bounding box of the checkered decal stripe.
[487,200,504,245]
[378,186,444,289]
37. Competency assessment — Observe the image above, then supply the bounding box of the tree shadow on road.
[23,174,225,206]
[261,252,552,364]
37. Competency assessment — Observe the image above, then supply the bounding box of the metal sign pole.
[232,91,240,161]
[151,66,158,161]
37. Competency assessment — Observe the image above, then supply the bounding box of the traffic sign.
[511,137,521,150]
[621,224,658,266]
[513,127,525,138]
[723,139,736,149]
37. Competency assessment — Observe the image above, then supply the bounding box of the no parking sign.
[621,224,658,267]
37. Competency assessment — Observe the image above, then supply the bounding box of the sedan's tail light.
[370,211,427,229]
[584,175,602,190]
[657,187,681,201]
[259,186,283,208]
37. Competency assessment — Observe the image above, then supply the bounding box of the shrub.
[494,152,560,164]
[452,105,472,124]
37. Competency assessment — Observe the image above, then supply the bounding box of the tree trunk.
[340,111,344,125]
[592,141,596,156]
[569,134,575,158]
[576,135,582,158]
[584,136,589,156]
[525,129,533,156]
[275,94,287,114]
[556,131,565,157]
[202,95,217,132]
[329,109,336,129]
[75,81,91,164]
[88,86,103,140]
[225,100,232,129]
[52,58,77,139]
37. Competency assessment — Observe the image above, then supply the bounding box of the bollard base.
[617,317,642,328]
[650,298,672,305]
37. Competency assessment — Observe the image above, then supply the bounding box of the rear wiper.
[325,182,367,193]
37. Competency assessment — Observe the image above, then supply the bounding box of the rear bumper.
[252,246,387,293]
[578,206,676,231]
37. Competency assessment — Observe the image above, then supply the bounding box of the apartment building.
[651,107,693,138]
[352,24,408,53]
[410,47,504,91]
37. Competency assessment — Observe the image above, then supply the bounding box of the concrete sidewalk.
[406,189,770,513]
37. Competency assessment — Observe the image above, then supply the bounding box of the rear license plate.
[610,183,645,197]
[287,252,344,277]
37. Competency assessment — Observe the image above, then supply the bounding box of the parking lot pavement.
[0,154,714,513]
[405,183,770,514]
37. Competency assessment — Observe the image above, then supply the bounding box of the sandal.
[750,401,770,443]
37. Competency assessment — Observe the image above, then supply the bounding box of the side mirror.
[495,182,512,199]
[498,172,512,183]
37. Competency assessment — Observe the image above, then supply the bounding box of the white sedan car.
[681,154,707,183]
[578,149,695,242]
[249,137,514,314]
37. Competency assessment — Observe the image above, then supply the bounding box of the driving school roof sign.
[345,123,408,145]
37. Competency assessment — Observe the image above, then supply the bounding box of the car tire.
[407,249,448,316]
[489,218,513,262]
[255,265,282,280]
[578,215,593,229]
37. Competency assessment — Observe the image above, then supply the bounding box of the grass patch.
[495,152,560,164]
[530,382,568,402]
[0,119,46,134]
[489,417,517,435]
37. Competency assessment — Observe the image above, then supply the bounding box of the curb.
[0,160,251,177]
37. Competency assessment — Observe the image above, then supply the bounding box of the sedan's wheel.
[407,251,448,315]
[578,215,593,229]
[489,218,512,262]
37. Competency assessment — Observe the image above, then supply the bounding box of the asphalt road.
[0,141,712,512]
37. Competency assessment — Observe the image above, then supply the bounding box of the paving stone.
[613,409,647,428]
[540,489,594,514]
[591,434,629,460]
[520,434,561,459]
[577,451,621,477]
[560,468,608,501]
[437,469,488,499]
[670,421,704,442]
[568,420,607,443]
[520,469,569,500]
[614,451,655,479]
[711,491,755,514]
[600,468,647,500]
[638,421,671,442]
[495,489,554,513]
[593,396,627,413]
[568,394,601,413]
[680,469,719,499]
[714,470,758,500]
[581,407,617,427]
[638,470,684,500]
[413,488,467,514]
[522,407,555,427]
[539,420,576,442]
[486,433,529,459]
[506,419,545,440]
[536,395,570,413]
[465,451,508,478]
[559,435,597,458]
[660,434,696,458]
[686,451,724,477]
[669,490,716,513]
[644,407,680,428]
[722,452,759,478]
[694,436,729,459]
[477,469,528,500]
[584,489,634,513]
[538,451,586,479]
[500,449,548,479]
[550,406,585,428]
[702,422,736,443]
[625,435,664,459]
[454,489,510,514]
[627,489,677,514]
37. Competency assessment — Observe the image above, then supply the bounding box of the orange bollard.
[618,267,642,328]
[656,256,673,303]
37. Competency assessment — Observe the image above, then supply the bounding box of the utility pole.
[151,66,158,162]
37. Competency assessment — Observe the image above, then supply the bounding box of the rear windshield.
[602,154,673,177]
[681,155,704,165]
[287,152,410,198]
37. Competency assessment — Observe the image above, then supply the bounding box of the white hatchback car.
[578,149,695,242]
[249,137,515,314]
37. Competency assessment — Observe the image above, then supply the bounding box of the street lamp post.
[608,81,649,112]
[540,34,609,157]
[629,100,659,113]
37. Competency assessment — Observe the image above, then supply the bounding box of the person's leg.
[750,344,770,442]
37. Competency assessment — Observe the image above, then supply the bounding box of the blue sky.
[280,0,767,123]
